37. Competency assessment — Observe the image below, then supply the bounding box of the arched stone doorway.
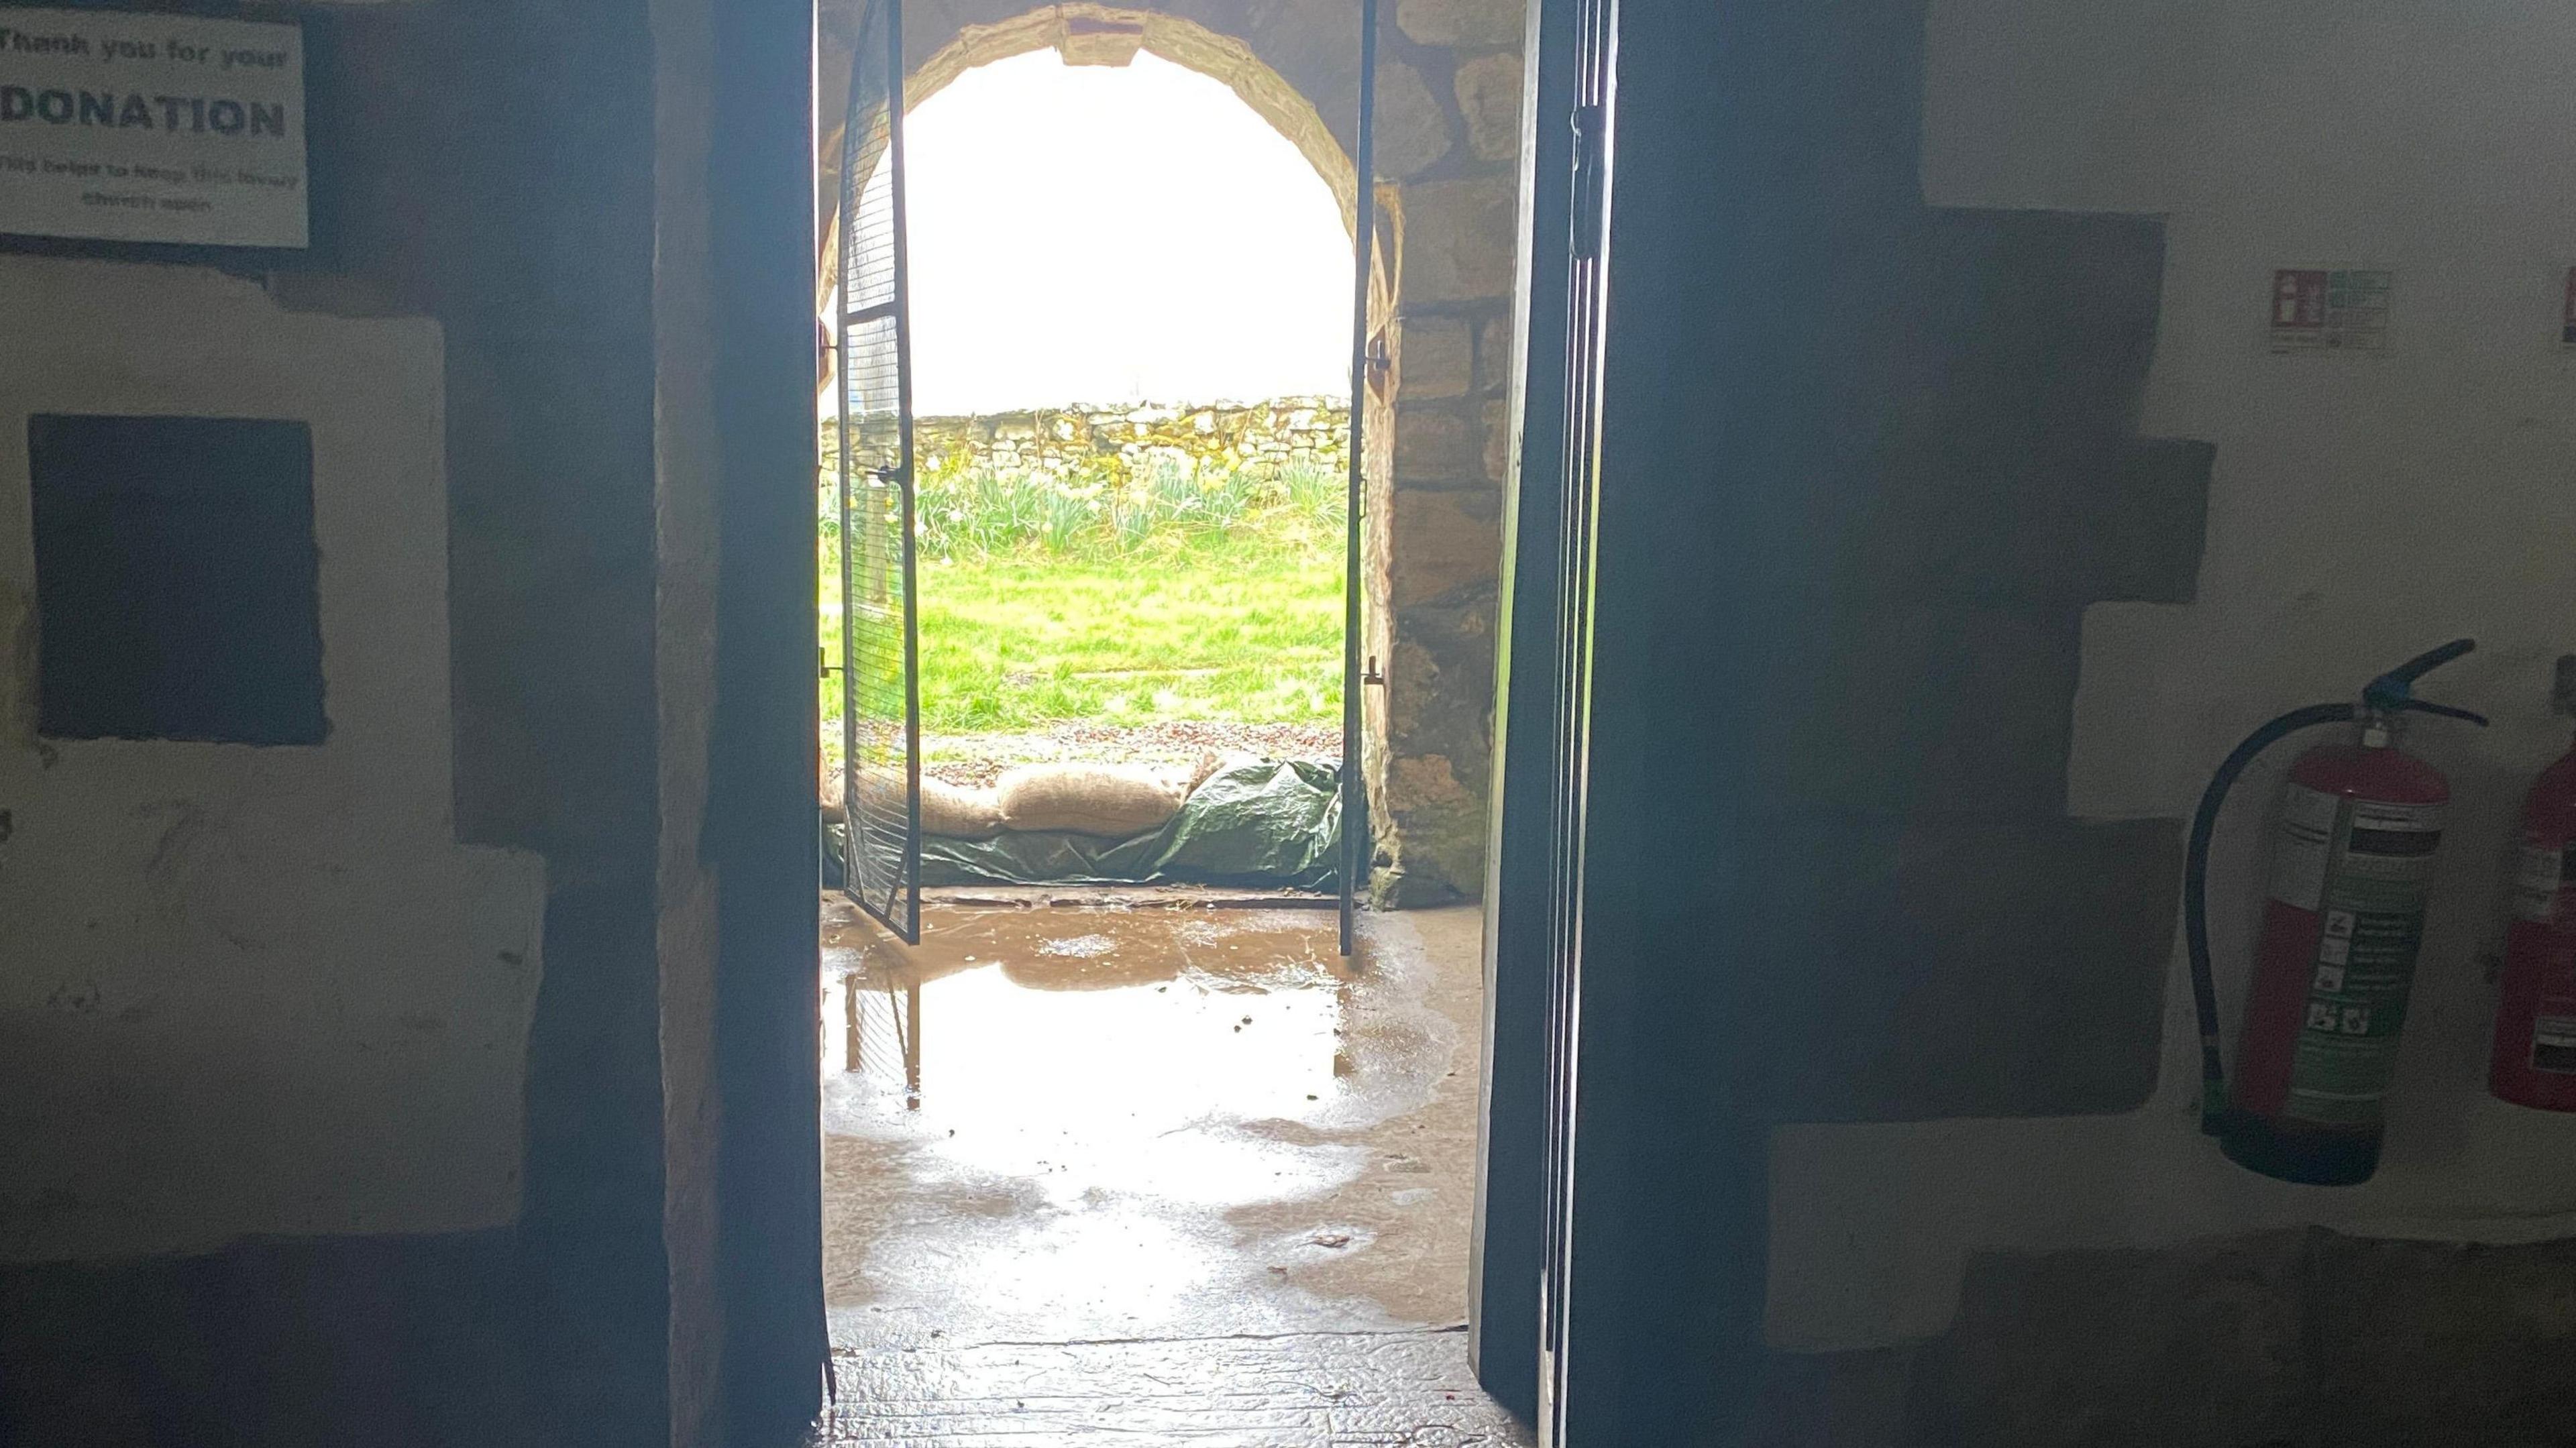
[818,0,1521,903]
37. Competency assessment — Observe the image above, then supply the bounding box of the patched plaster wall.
[1727,1,2576,1440]
[0,4,700,1441]
[820,0,1523,901]
[0,259,546,1262]
[0,1,811,1441]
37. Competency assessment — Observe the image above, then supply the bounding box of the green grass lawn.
[917,541,1340,731]
[820,454,1344,743]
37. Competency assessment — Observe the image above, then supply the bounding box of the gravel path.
[921,720,1338,787]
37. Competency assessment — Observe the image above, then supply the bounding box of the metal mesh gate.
[837,0,922,943]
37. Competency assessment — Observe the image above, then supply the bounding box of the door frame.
[708,0,831,1440]
[700,0,1599,1439]
[1468,0,1580,1421]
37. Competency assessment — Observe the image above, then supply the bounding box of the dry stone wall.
[910,397,1348,481]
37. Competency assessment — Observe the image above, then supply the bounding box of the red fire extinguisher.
[2186,639,2487,1185]
[2489,655,2576,1111]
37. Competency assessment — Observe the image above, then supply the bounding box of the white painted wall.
[1770,0,2576,1351]
[0,258,545,1262]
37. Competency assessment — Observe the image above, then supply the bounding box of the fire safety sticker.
[2269,268,2391,353]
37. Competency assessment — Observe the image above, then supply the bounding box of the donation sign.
[0,9,305,247]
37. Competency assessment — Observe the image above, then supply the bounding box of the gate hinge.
[1570,102,1608,260]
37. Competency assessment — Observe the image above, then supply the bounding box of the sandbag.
[847,767,902,829]
[922,777,1004,839]
[996,762,1188,838]
[841,769,1004,839]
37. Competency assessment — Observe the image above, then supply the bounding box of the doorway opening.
[808,9,1524,1439]
[821,44,1356,900]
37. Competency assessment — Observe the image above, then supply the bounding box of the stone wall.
[1374,0,1521,906]
[0,3,709,1443]
[908,396,1348,481]
[0,262,548,1260]
[1534,0,2576,1438]
[818,0,1525,903]
[1523,0,2218,1432]
[1758,0,2576,1421]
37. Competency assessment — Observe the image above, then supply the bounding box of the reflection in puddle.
[820,901,1461,1348]
[826,908,1353,1145]
[1034,932,1120,958]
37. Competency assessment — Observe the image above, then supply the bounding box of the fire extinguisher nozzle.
[2364,638,2478,710]
[2395,698,2489,728]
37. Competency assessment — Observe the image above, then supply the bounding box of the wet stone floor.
[814,892,1528,1446]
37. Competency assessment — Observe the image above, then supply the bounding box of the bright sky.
[892,49,1353,415]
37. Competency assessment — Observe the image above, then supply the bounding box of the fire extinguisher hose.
[2184,702,2356,1135]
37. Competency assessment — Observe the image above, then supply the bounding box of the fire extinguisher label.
[2267,783,2345,911]
[2284,793,2445,1127]
[2511,842,2573,924]
[2532,1010,2576,1074]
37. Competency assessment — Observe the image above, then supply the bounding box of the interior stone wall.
[819,0,1523,902]
[0,2,694,1444]
[1537,0,2576,1437]
[1540,0,2220,1431]
[1743,3,2576,1439]
[0,262,548,1262]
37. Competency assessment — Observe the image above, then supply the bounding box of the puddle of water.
[824,908,1357,1202]
[820,903,1465,1347]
